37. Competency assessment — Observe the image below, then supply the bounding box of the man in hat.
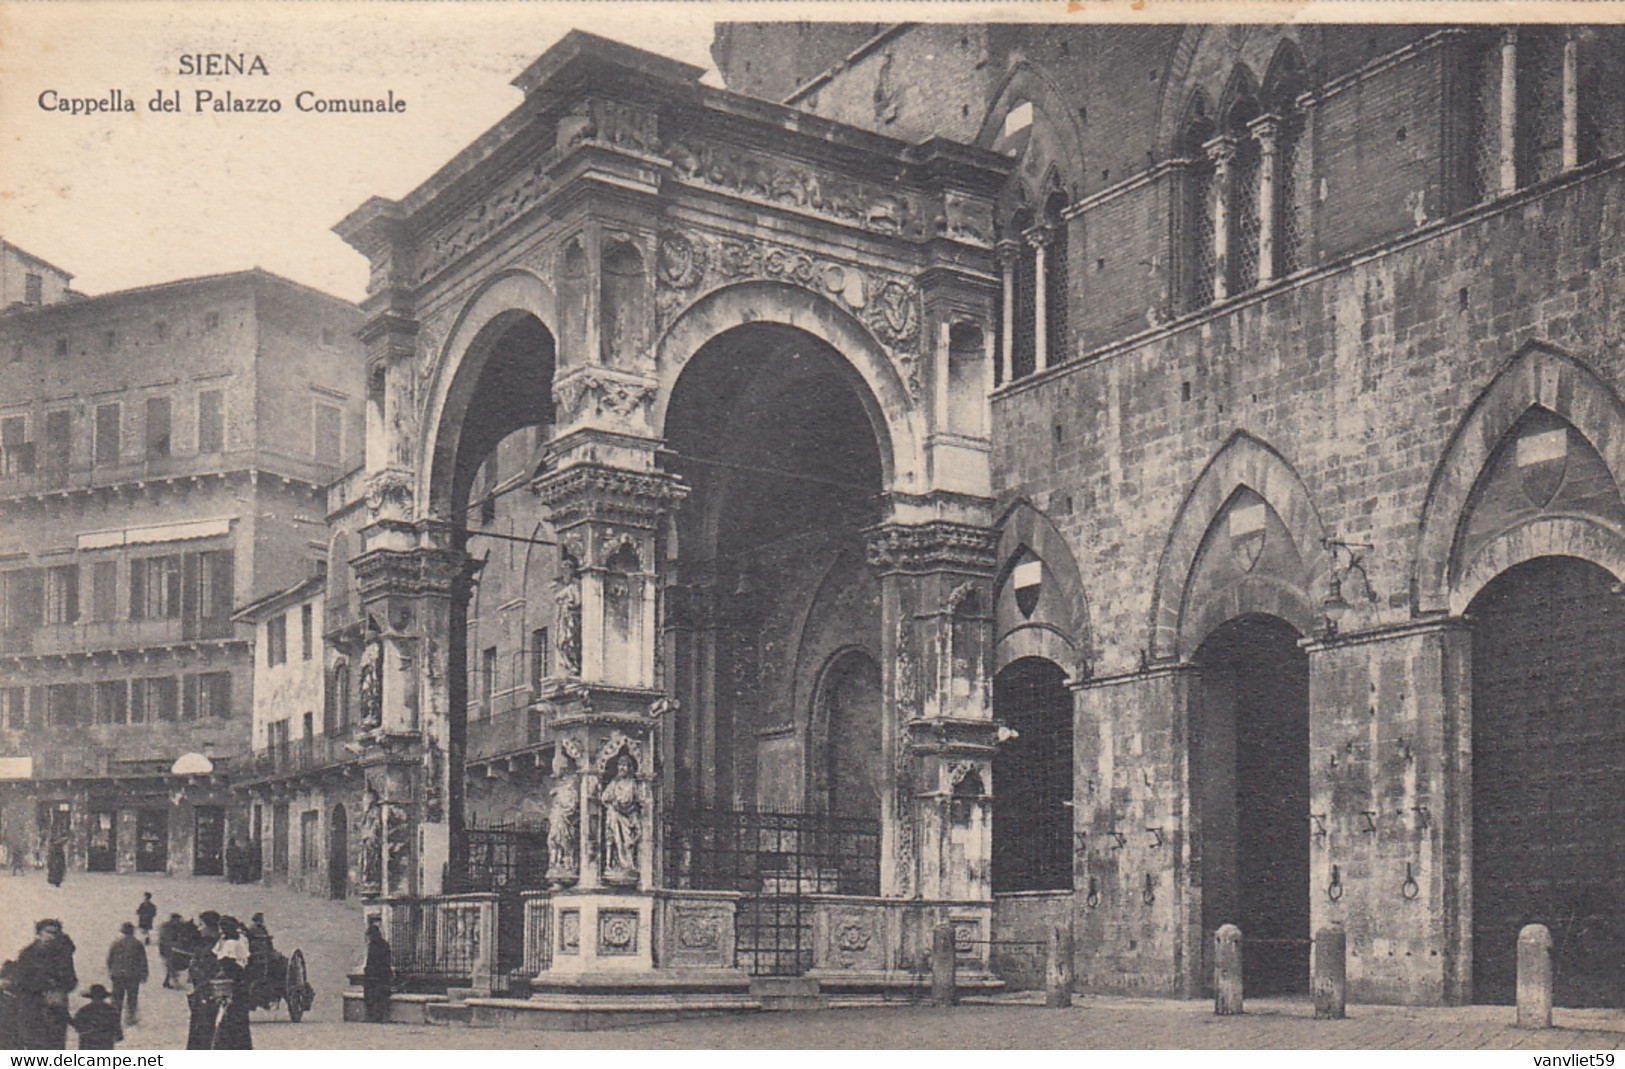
[362,917,392,1023]
[13,919,76,1049]
[134,893,157,945]
[106,922,147,1027]
[71,986,121,1050]
[184,912,221,1051]
[157,914,184,989]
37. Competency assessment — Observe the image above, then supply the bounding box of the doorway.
[1470,556,1625,1006]
[1193,614,1310,995]
[135,810,167,873]
[88,811,117,872]
[329,804,349,898]
[193,806,224,877]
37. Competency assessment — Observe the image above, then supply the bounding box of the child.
[71,985,122,1050]
[135,894,156,945]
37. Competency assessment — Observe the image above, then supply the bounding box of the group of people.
[0,896,279,1050]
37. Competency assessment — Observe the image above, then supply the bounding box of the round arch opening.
[1469,555,1625,1007]
[663,322,886,817]
[992,656,1073,893]
[1191,612,1309,995]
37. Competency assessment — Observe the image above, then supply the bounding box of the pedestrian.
[157,914,184,989]
[106,923,147,1027]
[70,986,122,1051]
[184,912,220,1051]
[135,893,156,945]
[45,839,65,888]
[363,916,392,1023]
[12,918,76,1049]
[0,961,21,1048]
[210,919,252,1050]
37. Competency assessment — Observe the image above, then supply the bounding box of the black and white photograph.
[2,2,1625,1051]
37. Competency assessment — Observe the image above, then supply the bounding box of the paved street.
[6,871,1625,1049]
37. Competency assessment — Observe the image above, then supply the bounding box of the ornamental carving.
[675,910,724,951]
[598,909,640,955]
[836,921,872,953]
[663,139,929,241]
[413,159,555,286]
[559,909,580,954]
[365,469,415,514]
[552,369,658,425]
[560,98,660,156]
[654,230,923,399]
[864,521,1000,575]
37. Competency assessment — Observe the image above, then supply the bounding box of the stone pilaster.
[1202,135,1238,304]
[864,507,998,900]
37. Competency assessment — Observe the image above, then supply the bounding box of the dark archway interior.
[1194,613,1309,995]
[448,316,556,517]
[329,803,349,899]
[992,656,1073,892]
[438,313,555,879]
[663,323,885,812]
[1470,555,1625,1007]
[816,650,884,820]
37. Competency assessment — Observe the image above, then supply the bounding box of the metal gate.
[1471,556,1625,1006]
[664,808,879,976]
[459,819,548,893]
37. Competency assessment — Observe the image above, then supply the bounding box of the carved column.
[1203,135,1238,304]
[865,510,998,902]
[1562,30,1580,172]
[1027,225,1054,374]
[995,241,1019,386]
[1248,114,1280,285]
[531,451,687,892]
[1500,28,1520,194]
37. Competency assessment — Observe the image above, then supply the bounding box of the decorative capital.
[862,520,998,576]
[1202,134,1238,169]
[533,463,688,532]
[352,545,475,602]
[1024,224,1056,250]
[994,239,1024,268]
[1247,113,1281,145]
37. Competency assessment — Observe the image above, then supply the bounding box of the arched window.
[1043,191,1069,365]
[1008,207,1038,380]
[1180,104,1217,313]
[1226,94,1263,295]
[328,662,350,736]
[1262,47,1307,277]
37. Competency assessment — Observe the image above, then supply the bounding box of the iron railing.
[458,820,549,894]
[663,808,881,897]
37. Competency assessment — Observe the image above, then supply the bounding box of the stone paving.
[5,871,1624,1049]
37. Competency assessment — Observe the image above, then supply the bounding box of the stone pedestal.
[546,891,655,975]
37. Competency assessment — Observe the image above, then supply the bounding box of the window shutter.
[130,560,146,620]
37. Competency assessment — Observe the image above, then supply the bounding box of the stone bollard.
[1312,924,1347,1019]
[931,922,958,1007]
[1046,924,1074,1008]
[1213,924,1244,1015]
[1516,924,1553,1029]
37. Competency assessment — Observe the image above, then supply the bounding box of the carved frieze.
[654,230,923,399]
[674,908,725,952]
[663,138,929,241]
[412,159,556,287]
[365,469,415,515]
[533,464,689,532]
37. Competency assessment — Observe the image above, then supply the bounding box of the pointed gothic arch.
[993,499,1091,678]
[975,63,1086,198]
[1149,431,1328,660]
[1413,342,1625,613]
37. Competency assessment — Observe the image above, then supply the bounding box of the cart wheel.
[286,949,309,1022]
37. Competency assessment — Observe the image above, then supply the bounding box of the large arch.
[975,62,1087,201]
[993,498,1092,678]
[653,281,925,496]
[419,268,557,520]
[1413,342,1625,614]
[1149,431,1327,661]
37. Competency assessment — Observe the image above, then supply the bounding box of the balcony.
[0,448,339,500]
[0,617,247,657]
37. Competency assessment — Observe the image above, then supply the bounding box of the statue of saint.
[358,634,383,729]
[600,753,641,886]
[555,556,582,676]
[545,753,580,884]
